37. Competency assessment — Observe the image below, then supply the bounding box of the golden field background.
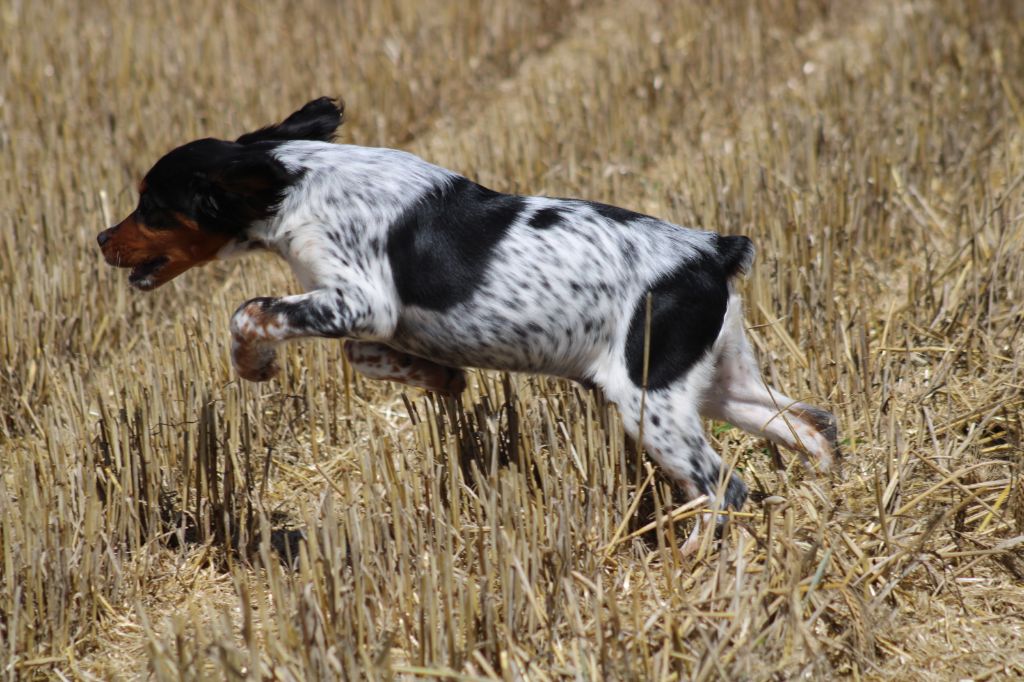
[2,0,1023,679]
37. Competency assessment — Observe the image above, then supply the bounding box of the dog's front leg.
[229,289,370,382]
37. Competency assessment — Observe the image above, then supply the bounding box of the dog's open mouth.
[128,256,169,289]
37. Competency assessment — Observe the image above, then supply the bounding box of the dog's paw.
[237,357,280,383]
[232,338,280,382]
[441,368,467,395]
[792,404,841,472]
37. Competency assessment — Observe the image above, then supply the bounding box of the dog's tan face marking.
[98,209,231,290]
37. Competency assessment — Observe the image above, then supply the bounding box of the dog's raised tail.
[717,234,755,279]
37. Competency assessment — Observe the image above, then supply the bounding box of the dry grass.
[2,0,1024,679]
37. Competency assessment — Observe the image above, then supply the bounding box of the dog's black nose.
[97,230,110,247]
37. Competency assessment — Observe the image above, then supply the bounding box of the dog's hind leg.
[597,357,748,555]
[344,341,466,394]
[598,356,749,512]
[700,292,840,470]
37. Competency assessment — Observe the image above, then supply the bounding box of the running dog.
[97,97,839,527]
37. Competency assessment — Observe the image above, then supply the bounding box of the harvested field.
[2,0,1023,679]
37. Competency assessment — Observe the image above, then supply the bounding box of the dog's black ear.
[190,147,298,233]
[236,97,345,145]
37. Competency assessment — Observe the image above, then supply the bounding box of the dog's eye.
[137,196,154,220]
[137,194,176,229]
[200,193,219,214]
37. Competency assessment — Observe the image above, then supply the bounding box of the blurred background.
[1,0,1022,679]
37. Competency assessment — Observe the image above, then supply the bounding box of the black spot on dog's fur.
[387,177,525,311]
[624,251,729,390]
[586,200,651,223]
[528,207,563,229]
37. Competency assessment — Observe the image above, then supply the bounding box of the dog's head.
[97,97,344,290]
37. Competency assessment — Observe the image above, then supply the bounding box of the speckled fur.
[103,99,840,516]
[228,140,839,513]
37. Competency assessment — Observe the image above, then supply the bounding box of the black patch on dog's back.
[586,200,651,223]
[624,251,729,390]
[388,177,525,310]
[528,207,563,230]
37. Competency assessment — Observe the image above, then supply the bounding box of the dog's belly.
[388,298,616,380]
